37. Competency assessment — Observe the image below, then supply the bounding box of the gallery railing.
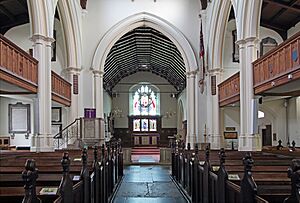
[0,34,38,92]
[218,72,240,107]
[253,31,300,94]
[51,71,72,106]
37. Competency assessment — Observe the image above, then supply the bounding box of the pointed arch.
[91,12,197,73]
[56,0,82,69]
[207,0,237,70]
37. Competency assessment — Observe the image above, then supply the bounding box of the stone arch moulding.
[207,0,236,70]
[91,12,198,73]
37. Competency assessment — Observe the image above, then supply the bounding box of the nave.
[113,165,187,203]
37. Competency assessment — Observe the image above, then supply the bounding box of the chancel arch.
[91,12,198,148]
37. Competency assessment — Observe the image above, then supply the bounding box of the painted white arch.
[208,0,236,70]
[91,12,198,73]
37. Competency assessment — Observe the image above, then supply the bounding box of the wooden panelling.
[253,32,300,94]
[51,71,71,106]
[0,34,38,92]
[218,72,240,107]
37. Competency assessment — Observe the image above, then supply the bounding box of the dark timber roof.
[0,0,29,34]
[104,27,186,93]
[261,0,300,40]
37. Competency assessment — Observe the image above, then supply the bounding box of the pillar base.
[31,134,54,152]
[209,134,222,149]
[238,134,262,151]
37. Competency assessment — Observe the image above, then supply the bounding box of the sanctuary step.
[131,147,160,155]
[131,147,160,163]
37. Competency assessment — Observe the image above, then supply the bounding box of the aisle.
[113,165,187,203]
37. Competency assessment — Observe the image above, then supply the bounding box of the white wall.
[177,89,187,121]
[258,99,288,146]
[5,23,32,54]
[288,97,300,146]
[51,19,66,77]
[288,21,300,38]
[222,19,239,80]
[103,91,112,116]
[112,72,178,128]
[0,96,34,147]
[223,106,240,149]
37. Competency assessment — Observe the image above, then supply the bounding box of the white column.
[195,69,200,144]
[93,70,104,118]
[238,37,261,151]
[30,35,54,152]
[207,70,222,149]
[186,71,196,148]
[93,70,105,144]
[66,67,82,123]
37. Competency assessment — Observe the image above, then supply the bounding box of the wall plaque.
[9,103,31,135]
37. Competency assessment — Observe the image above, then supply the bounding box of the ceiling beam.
[260,20,287,39]
[262,89,300,97]
[0,5,15,21]
[268,0,299,23]
[16,0,27,11]
[264,0,300,13]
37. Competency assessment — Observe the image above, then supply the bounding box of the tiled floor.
[113,165,187,203]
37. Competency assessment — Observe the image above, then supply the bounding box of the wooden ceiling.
[104,27,186,94]
[0,0,28,34]
[261,0,300,40]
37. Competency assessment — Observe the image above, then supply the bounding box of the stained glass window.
[133,119,140,131]
[141,119,148,131]
[149,119,157,131]
[132,85,157,116]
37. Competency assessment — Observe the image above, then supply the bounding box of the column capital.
[186,70,198,77]
[235,39,246,47]
[66,67,82,75]
[207,68,222,75]
[30,34,55,46]
[93,70,104,77]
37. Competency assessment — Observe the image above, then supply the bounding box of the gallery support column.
[207,70,222,149]
[186,71,196,148]
[93,70,104,144]
[31,35,54,152]
[66,67,82,123]
[237,37,261,151]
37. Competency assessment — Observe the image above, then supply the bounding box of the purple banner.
[84,108,96,118]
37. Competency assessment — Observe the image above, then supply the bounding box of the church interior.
[0,0,300,202]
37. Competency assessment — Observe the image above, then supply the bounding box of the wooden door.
[262,125,272,146]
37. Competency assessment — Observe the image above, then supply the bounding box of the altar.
[128,115,161,147]
[133,134,159,146]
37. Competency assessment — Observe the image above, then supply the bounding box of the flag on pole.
[199,19,205,94]
[199,19,205,77]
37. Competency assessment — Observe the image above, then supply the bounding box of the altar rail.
[0,34,38,93]
[51,71,72,106]
[253,32,300,94]
[218,72,240,107]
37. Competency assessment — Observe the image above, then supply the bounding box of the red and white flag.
[199,19,205,78]
[199,20,205,93]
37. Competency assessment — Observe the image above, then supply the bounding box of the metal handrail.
[53,118,80,139]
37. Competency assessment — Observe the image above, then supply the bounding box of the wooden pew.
[171,141,300,203]
[0,139,124,203]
